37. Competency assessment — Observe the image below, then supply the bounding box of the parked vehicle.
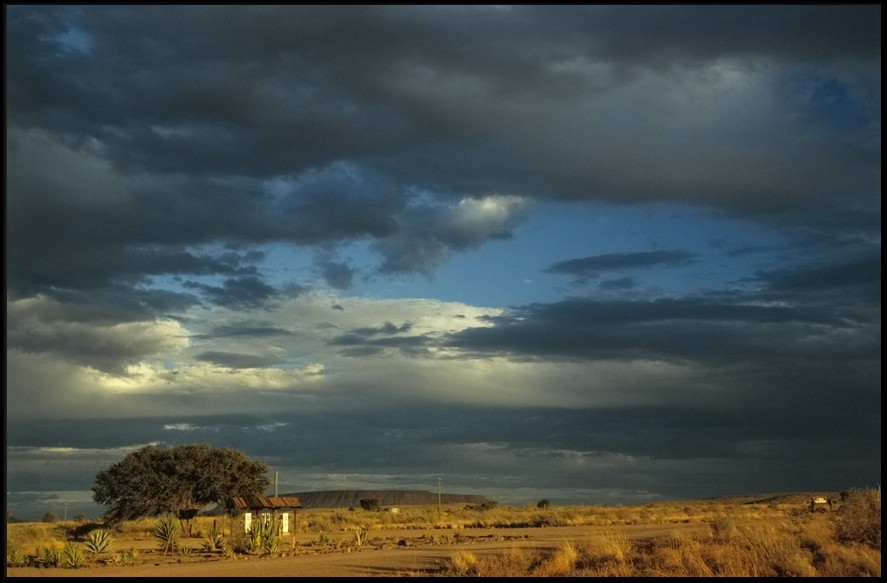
[809,496,833,513]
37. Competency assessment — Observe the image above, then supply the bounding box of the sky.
[5,5,881,520]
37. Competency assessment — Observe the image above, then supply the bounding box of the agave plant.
[353,528,371,547]
[249,515,281,555]
[154,514,182,555]
[60,543,85,568]
[39,546,62,568]
[6,548,28,568]
[85,528,115,555]
[201,519,225,552]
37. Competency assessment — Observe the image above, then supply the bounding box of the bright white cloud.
[85,361,326,394]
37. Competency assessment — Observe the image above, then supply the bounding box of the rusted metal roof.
[228,496,302,510]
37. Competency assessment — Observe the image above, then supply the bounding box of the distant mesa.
[286,489,493,509]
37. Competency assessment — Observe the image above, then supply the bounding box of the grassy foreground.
[6,488,880,577]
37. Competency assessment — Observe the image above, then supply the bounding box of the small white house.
[228,496,302,533]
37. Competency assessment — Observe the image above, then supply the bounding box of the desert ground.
[6,492,880,577]
[6,522,712,577]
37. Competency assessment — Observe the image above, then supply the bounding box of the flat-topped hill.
[287,489,493,509]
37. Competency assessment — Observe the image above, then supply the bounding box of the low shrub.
[836,488,880,548]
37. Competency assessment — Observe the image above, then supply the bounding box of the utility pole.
[63,502,69,522]
[437,477,442,519]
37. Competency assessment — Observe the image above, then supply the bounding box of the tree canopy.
[92,444,271,528]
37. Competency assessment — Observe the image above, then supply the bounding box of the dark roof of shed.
[228,496,302,509]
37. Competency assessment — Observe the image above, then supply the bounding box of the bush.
[111,548,139,567]
[359,498,380,511]
[41,512,59,524]
[537,499,551,509]
[836,487,881,548]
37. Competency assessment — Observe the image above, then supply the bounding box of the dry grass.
[5,522,67,556]
[425,490,882,577]
[7,488,880,576]
[835,487,881,548]
[434,510,881,577]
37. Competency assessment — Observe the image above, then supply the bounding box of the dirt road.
[6,522,711,577]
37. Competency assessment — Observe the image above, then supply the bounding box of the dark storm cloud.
[7,6,879,199]
[8,286,199,325]
[446,296,876,365]
[330,322,433,357]
[375,195,530,275]
[6,5,880,299]
[546,250,696,277]
[195,351,286,369]
[207,324,294,338]
[6,129,405,296]
[346,322,414,338]
[760,252,881,293]
[6,295,188,373]
[318,260,355,290]
[7,398,880,512]
[183,276,277,308]
[598,277,636,290]
[314,248,357,290]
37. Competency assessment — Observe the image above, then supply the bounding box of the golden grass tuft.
[448,550,479,576]
[539,541,579,576]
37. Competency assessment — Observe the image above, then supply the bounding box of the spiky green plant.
[60,543,85,568]
[202,519,225,552]
[154,514,182,555]
[85,528,115,555]
[6,548,28,567]
[248,516,281,554]
[353,528,371,547]
[39,545,62,568]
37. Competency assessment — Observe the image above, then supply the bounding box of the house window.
[282,511,289,533]
[243,512,252,532]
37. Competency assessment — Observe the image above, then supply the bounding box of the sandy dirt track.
[6,522,711,577]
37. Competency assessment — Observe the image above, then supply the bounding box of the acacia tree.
[92,444,270,535]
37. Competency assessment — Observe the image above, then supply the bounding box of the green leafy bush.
[359,498,380,511]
